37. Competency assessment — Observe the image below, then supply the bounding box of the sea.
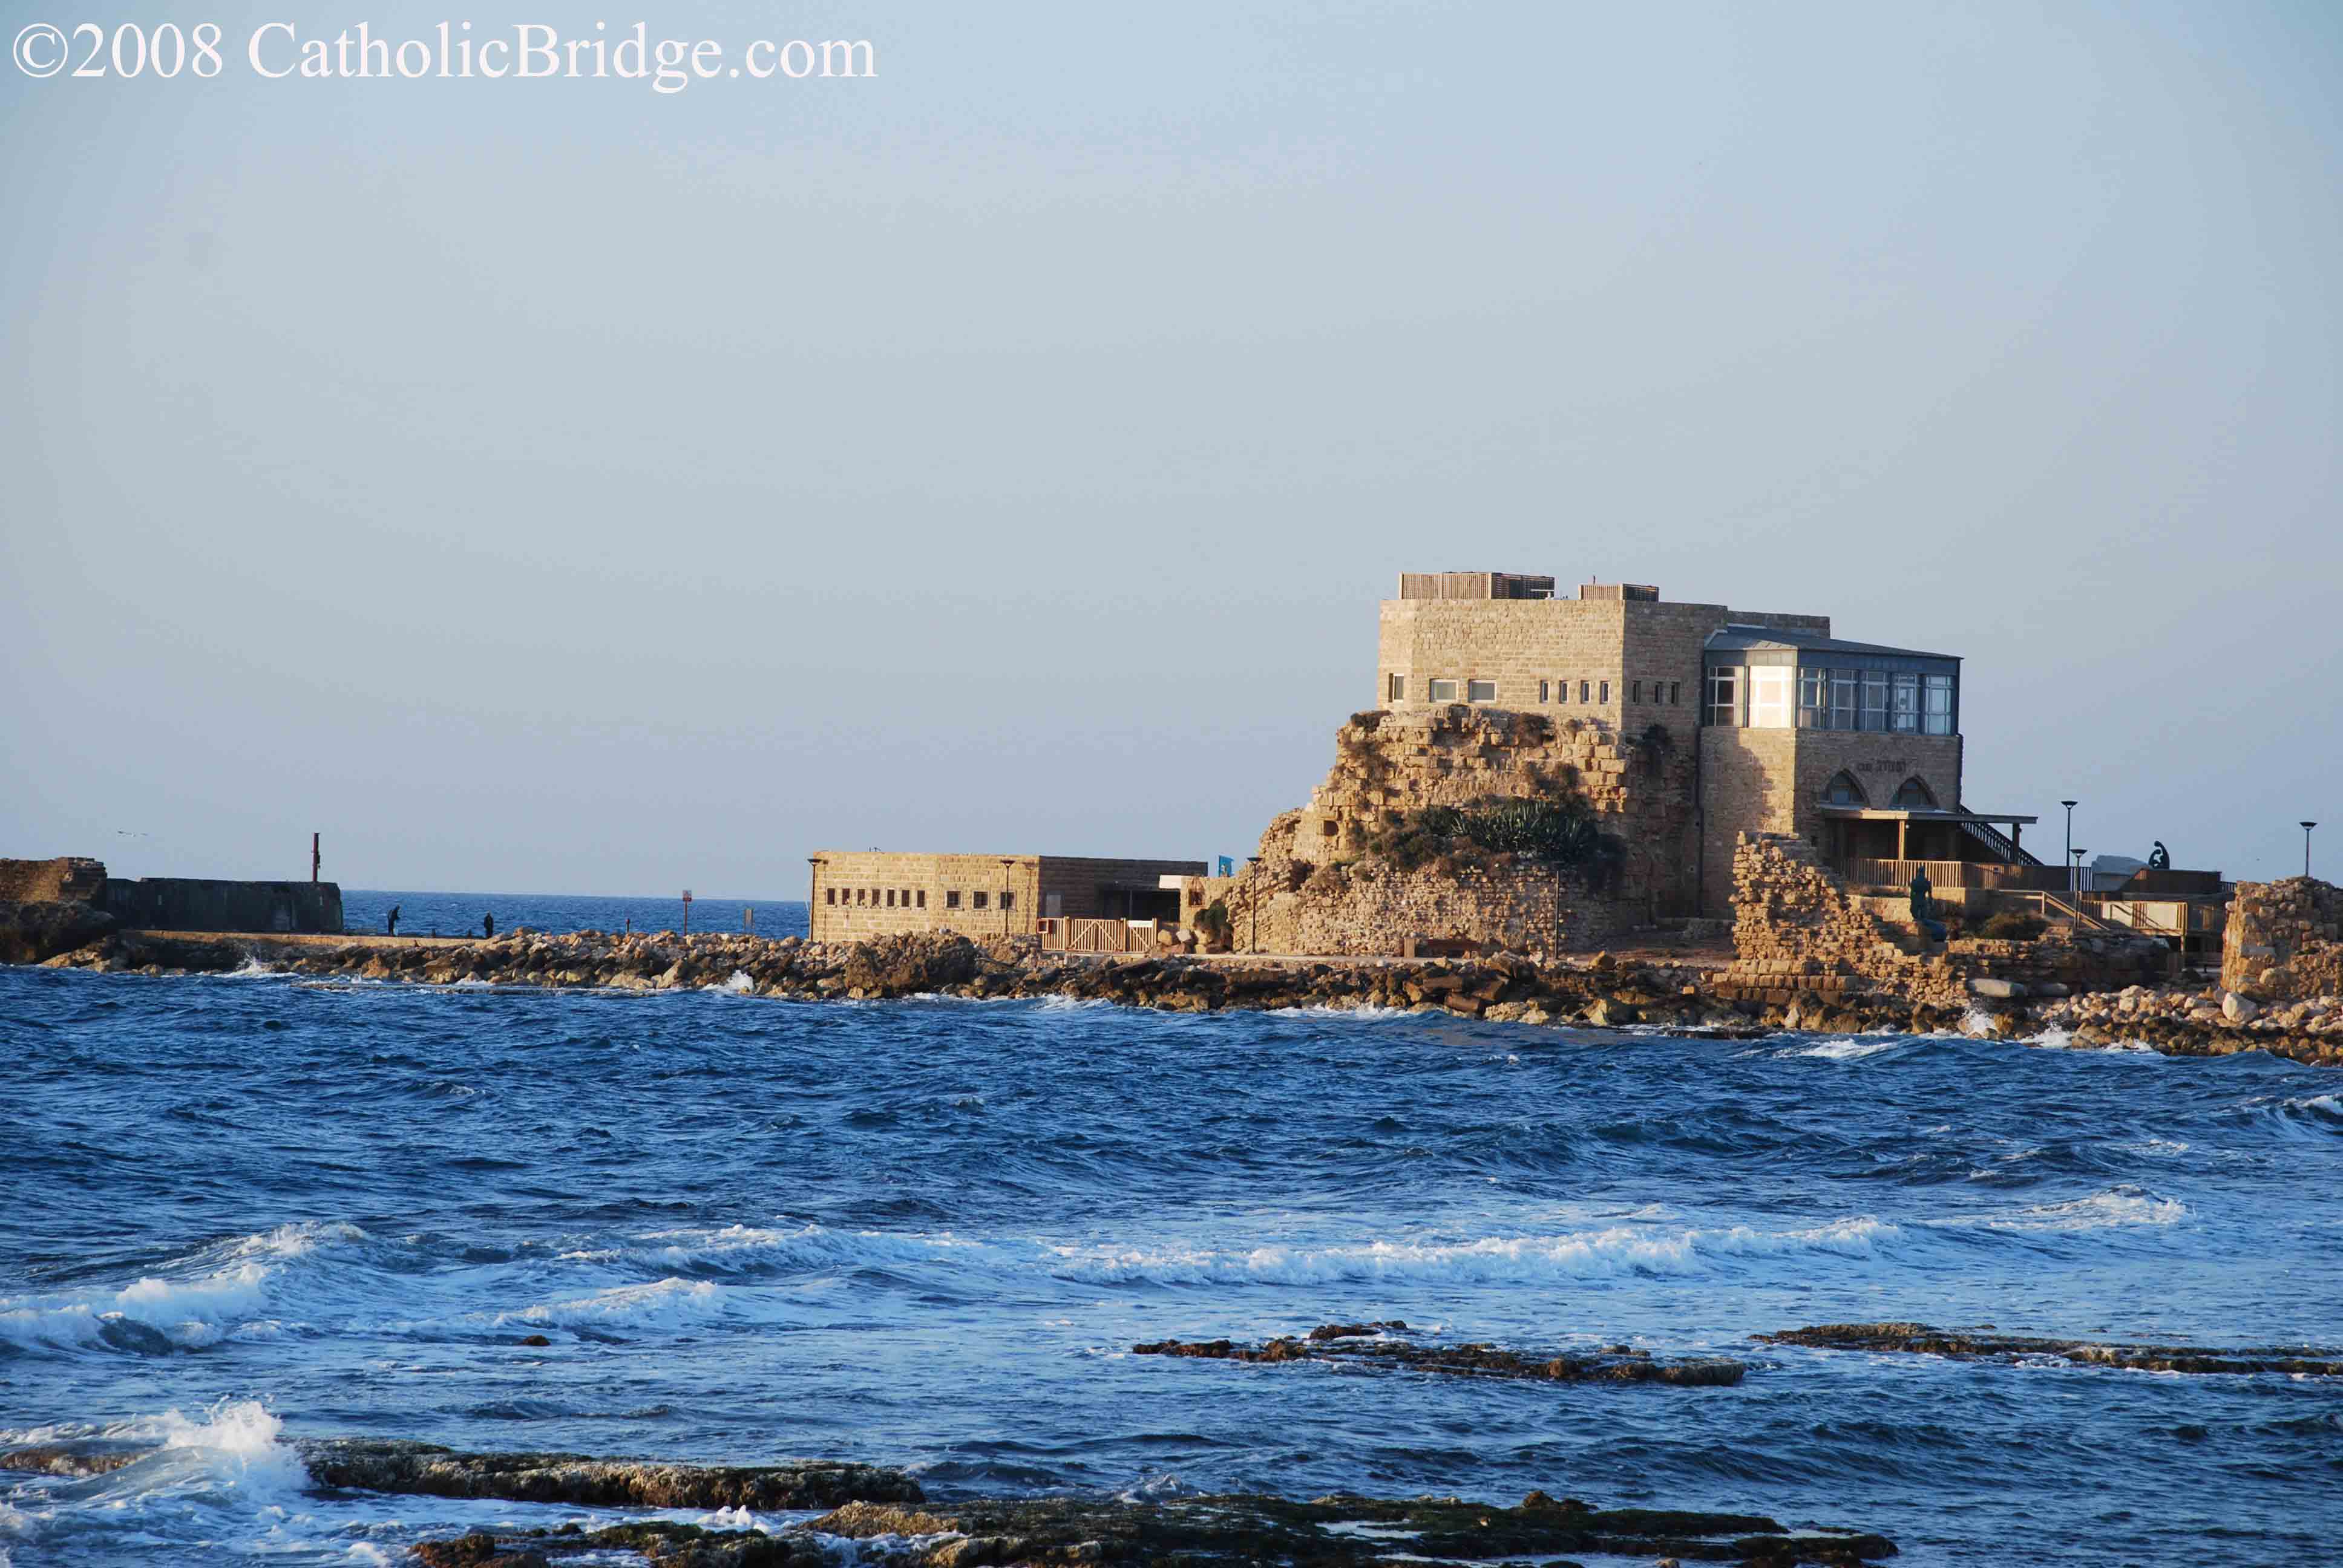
[4,891,2340,1567]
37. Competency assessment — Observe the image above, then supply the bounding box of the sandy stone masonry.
[2223,878,2343,1001]
[1724,833,2162,1008]
[1191,705,1676,956]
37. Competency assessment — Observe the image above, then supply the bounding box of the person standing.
[386,904,401,937]
[482,911,496,938]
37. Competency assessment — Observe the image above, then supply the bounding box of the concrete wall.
[100,878,344,934]
[0,857,108,903]
[807,852,1206,943]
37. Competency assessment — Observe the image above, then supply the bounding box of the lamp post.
[2304,822,2319,880]
[807,857,823,938]
[2060,800,2077,894]
[2070,849,2087,902]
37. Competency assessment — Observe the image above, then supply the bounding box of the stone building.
[806,852,1205,944]
[1375,572,2038,914]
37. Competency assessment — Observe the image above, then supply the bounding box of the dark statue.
[2149,841,2171,871]
[1908,869,1947,944]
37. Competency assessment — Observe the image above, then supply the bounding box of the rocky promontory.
[22,923,2342,1067]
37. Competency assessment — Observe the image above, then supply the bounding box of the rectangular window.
[1797,669,1827,728]
[1631,680,1642,704]
[917,890,927,908]
[973,890,989,910]
[945,890,961,909]
[900,889,911,907]
[825,888,836,905]
[1388,673,1404,702]
[1001,892,1015,911]
[1830,670,1858,731]
[1579,679,1590,703]
[1749,666,1792,728]
[1706,666,1739,726]
[1598,680,1611,704]
[1861,670,1890,731]
[1891,671,1920,733]
[1427,678,1457,702]
[1539,679,1550,703]
[885,889,896,907]
[1669,681,1680,706]
[1923,673,1955,735]
[1467,679,1496,702]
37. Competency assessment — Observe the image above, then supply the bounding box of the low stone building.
[805,852,1205,944]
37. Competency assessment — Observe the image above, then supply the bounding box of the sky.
[3,1,2339,898]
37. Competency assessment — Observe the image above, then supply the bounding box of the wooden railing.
[1038,917,1161,955]
[1843,858,2068,892]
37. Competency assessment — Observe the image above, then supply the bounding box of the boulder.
[842,933,982,997]
[0,900,119,965]
[2221,991,2259,1024]
[1968,977,2028,999]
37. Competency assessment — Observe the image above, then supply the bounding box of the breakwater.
[32,924,2343,1066]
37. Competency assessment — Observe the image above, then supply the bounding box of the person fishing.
[386,904,401,937]
[482,911,495,938]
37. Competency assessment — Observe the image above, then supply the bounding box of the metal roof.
[1706,624,1961,661]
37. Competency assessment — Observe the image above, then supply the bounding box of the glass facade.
[1706,651,1957,734]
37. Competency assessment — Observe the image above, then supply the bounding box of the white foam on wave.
[0,1221,364,1356]
[1267,1001,1415,1021]
[1791,1036,1902,1060]
[1044,1215,1900,1287]
[559,1222,994,1276]
[1940,1188,2188,1233]
[500,1277,726,1329]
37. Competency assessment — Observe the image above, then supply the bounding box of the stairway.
[1961,818,2041,866]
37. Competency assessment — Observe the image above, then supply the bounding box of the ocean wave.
[1933,1187,2188,1234]
[498,1277,727,1329]
[0,1221,364,1356]
[1043,1216,1901,1287]
[1789,1037,1905,1060]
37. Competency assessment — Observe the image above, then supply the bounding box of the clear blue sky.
[3,1,2338,895]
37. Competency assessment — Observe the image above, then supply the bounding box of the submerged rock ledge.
[297,1439,925,1509]
[1135,1322,1746,1387]
[413,1489,1896,1567]
[27,926,2342,1067]
[1760,1322,2343,1377]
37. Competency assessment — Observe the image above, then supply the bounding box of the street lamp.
[2060,800,2078,893]
[2070,848,2088,903]
[2304,822,2319,880]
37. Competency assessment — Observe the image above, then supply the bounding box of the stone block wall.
[1285,704,1697,918]
[1726,832,2162,1007]
[2222,878,2343,1000]
[1697,730,1964,914]
[0,857,108,903]
[808,852,1205,943]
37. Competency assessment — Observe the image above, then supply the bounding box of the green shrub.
[1976,911,2047,941]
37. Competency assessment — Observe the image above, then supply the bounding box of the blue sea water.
[4,923,2341,1566]
[338,890,808,941]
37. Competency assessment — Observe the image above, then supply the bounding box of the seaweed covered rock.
[414,1486,1895,1567]
[297,1439,923,1509]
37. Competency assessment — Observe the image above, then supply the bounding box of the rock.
[295,1439,922,1509]
[1132,1328,1743,1387]
[1967,978,2028,999]
[0,900,119,965]
[2221,991,2259,1024]
[1586,997,1639,1027]
[1758,1322,2342,1377]
[842,934,981,998]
